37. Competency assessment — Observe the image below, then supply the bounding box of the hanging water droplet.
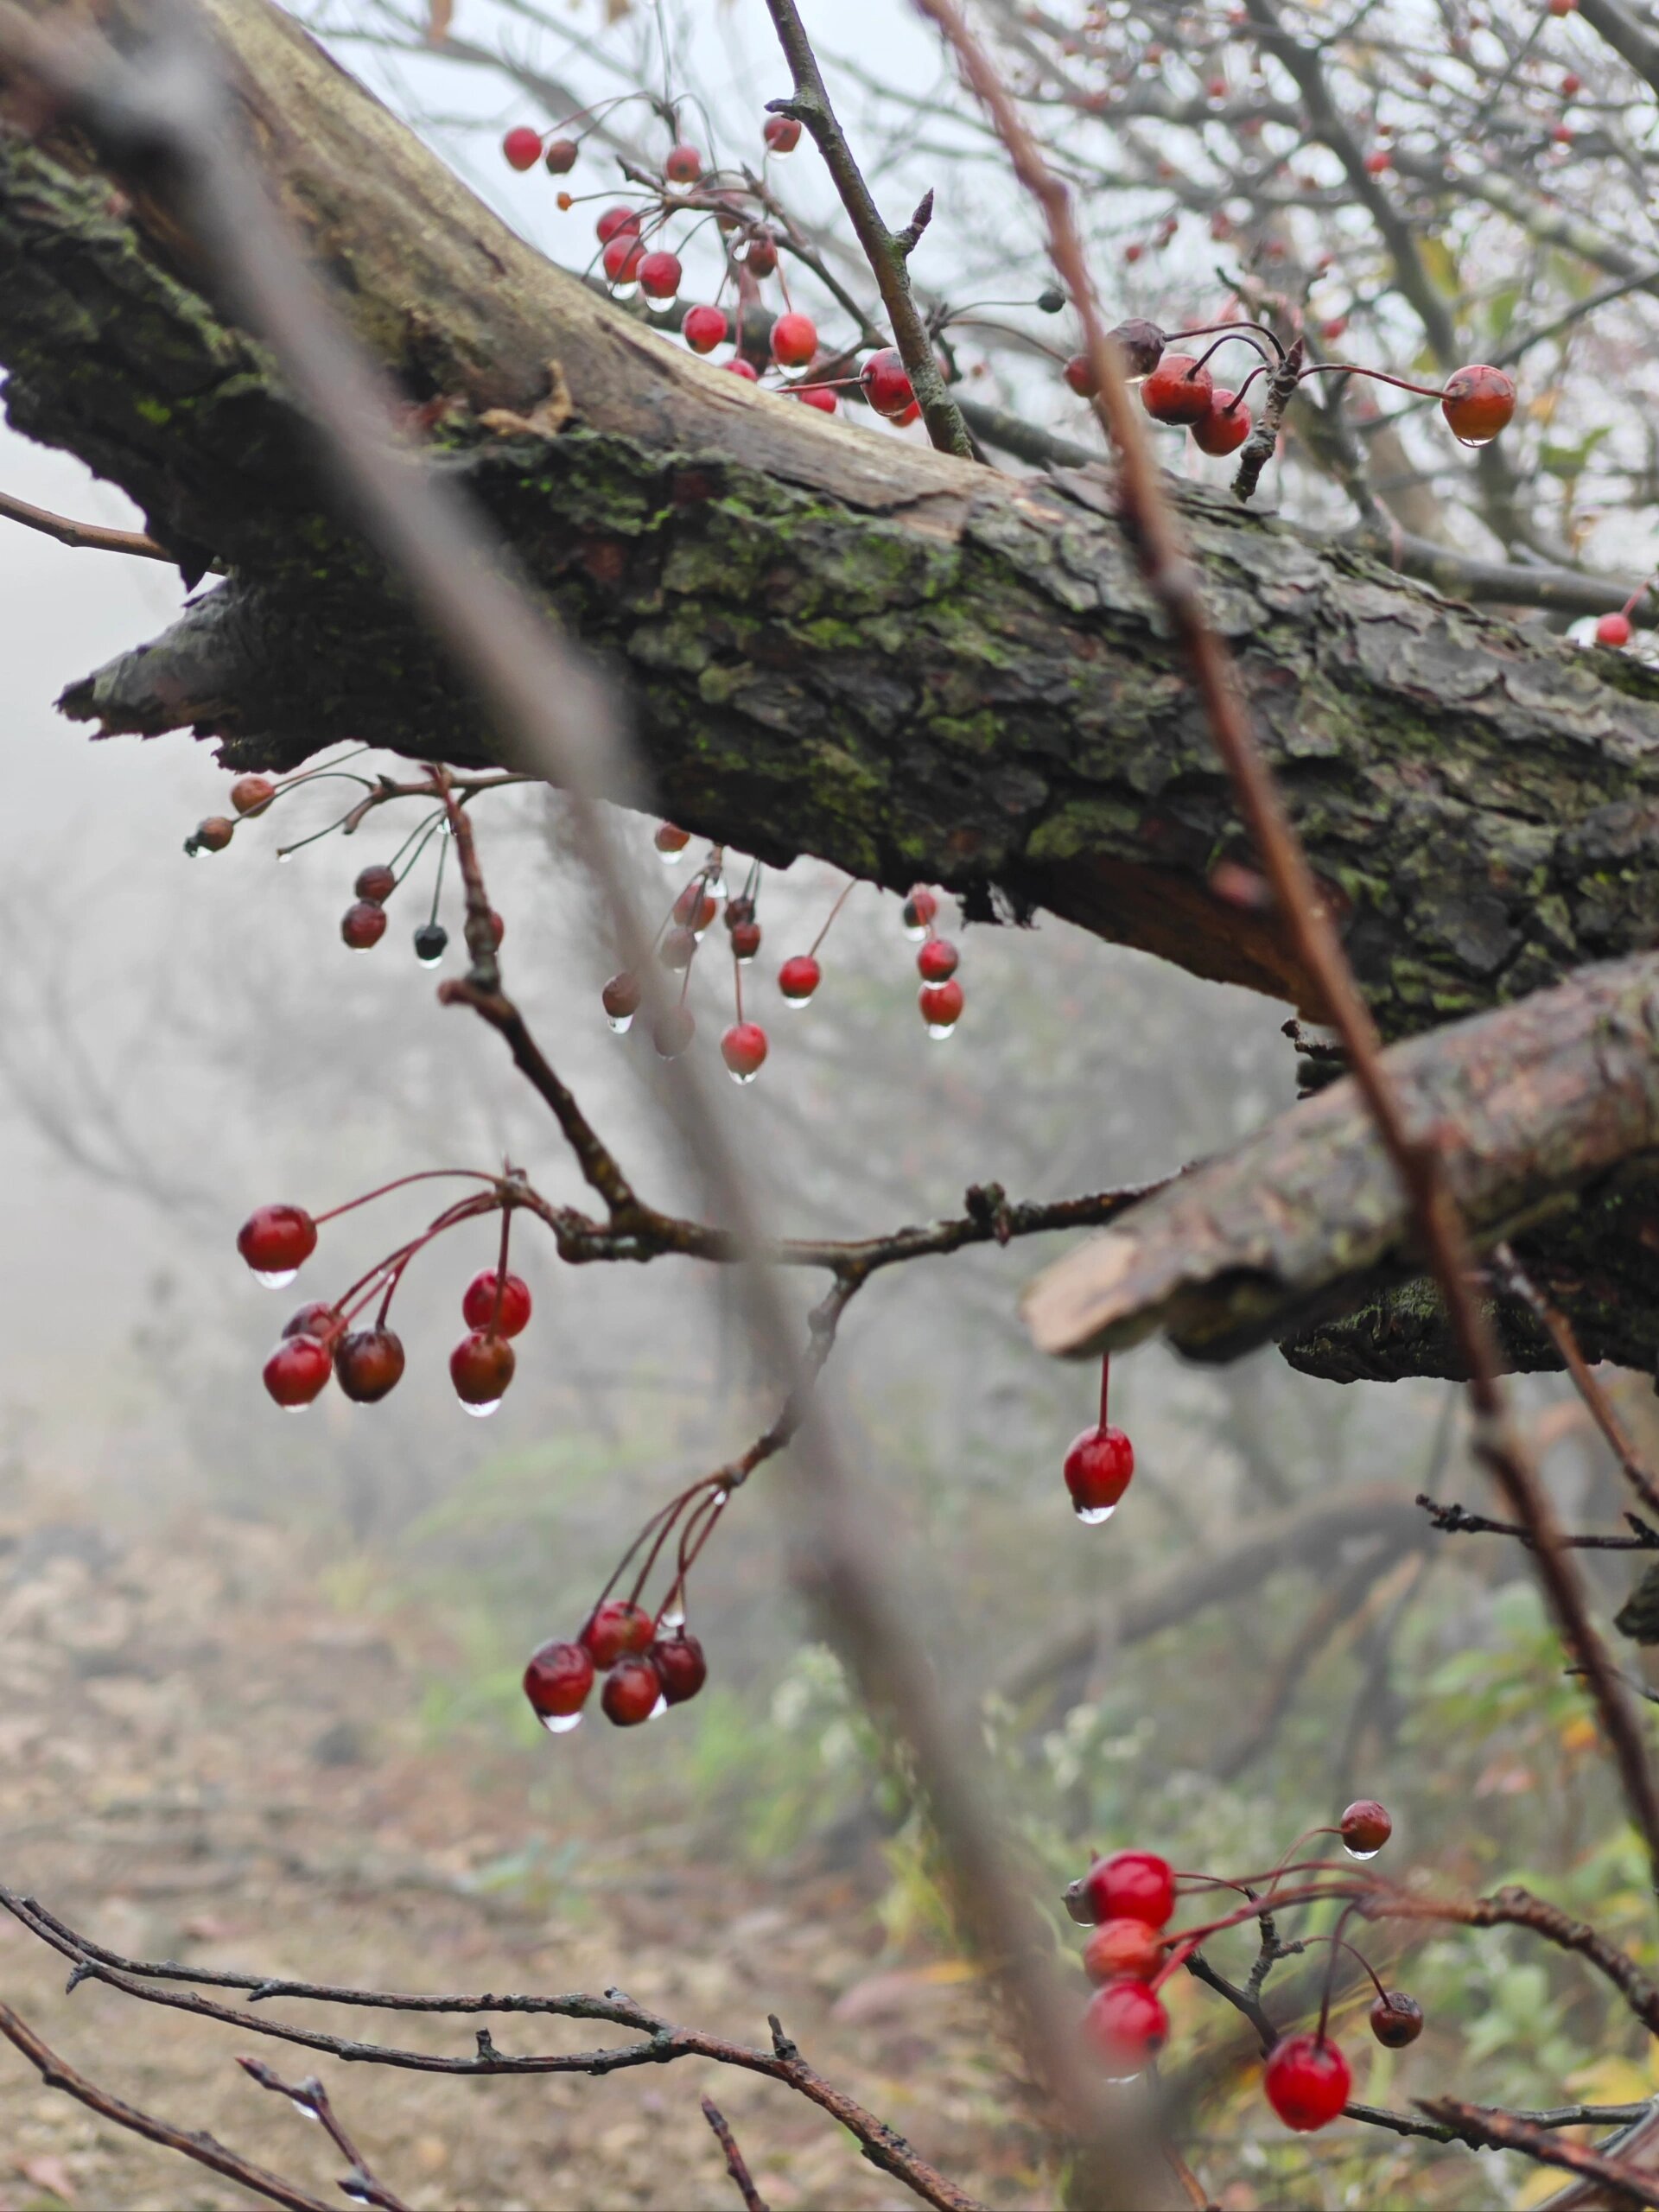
[728,1066,758,1085]
[342,2187,372,2206]
[783,996,811,1013]
[540,1709,582,1735]
[1074,1503,1116,1525]
[704,869,727,902]
[276,849,296,864]
[658,847,685,867]
[290,2098,321,2120]
[658,1605,685,1630]
[461,1397,503,1418]
[607,1012,635,1034]
[255,1268,299,1289]
[1343,1842,1381,1861]
[713,1488,729,1507]
[646,1693,670,1721]
[904,919,927,941]
[925,1021,958,1041]
[647,296,677,317]
[610,279,639,302]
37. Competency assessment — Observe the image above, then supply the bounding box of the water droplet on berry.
[704,868,727,902]
[255,1268,300,1289]
[728,1064,759,1084]
[1075,1502,1116,1525]
[540,1709,583,1735]
[606,1011,635,1034]
[1344,1841,1381,1861]
[783,995,810,1014]
[659,1605,685,1630]
[646,1693,670,1721]
[905,918,928,941]
[925,1020,957,1041]
[610,278,639,302]
[461,1397,503,1418]
[658,846,685,868]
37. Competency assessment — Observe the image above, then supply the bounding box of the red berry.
[543,137,578,175]
[595,205,641,244]
[892,400,921,428]
[1363,148,1391,174]
[238,1204,317,1283]
[861,347,915,418]
[282,1301,339,1341]
[353,862,397,903]
[1549,0,1576,15]
[1552,121,1573,144]
[341,899,388,950]
[1192,392,1252,454]
[582,1599,656,1669]
[602,235,645,288]
[334,1327,406,1403]
[1440,363,1516,446]
[192,816,235,853]
[723,359,760,382]
[771,312,817,368]
[721,1020,769,1083]
[462,1268,532,1337]
[730,918,762,961]
[602,1655,664,1726]
[653,1005,696,1058]
[1141,355,1214,424]
[1339,1798,1391,1857]
[229,774,275,816]
[683,304,728,354]
[502,126,542,171]
[1083,1981,1168,2073]
[1369,1992,1423,2048]
[779,954,822,1004]
[1598,612,1633,647]
[743,229,779,276]
[650,1629,708,1704]
[1065,1425,1134,1521]
[664,142,702,186]
[639,250,683,302]
[1561,71,1582,93]
[655,823,691,855]
[1263,2034,1351,2132]
[674,882,717,931]
[523,1638,594,1729]
[917,936,959,983]
[602,971,641,1029]
[763,113,802,154]
[919,978,964,1034]
[902,887,938,933]
[797,385,837,414]
[1063,353,1098,398]
[488,910,505,949]
[449,1331,515,1410]
[263,1334,333,1409]
[1084,1918,1166,1986]
[1083,1850,1174,1928]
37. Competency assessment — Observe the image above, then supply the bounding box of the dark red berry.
[655,823,691,855]
[595,205,640,244]
[1083,1981,1168,2072]
[449,1332,515,1409]
[1598,612,1633,647]
[650,1629,708,1704]
[1084,1918,1165,1986]
[1141,355,1214,424]
[282,1301,339,1341]
[1063,353,1098,398]
[341,900,388,950]
[683,305,728,354]
[229,774,275,816]
[1065,1426,1134,1520]
[1083,1850,1174,1928]
[771,313,817,368]
[192,816,235,853]
[1339,1799,1391,1857]
[602,971,641,1028]
[602,1656,663,1725]
[653,1006,696,1058]
[1108,319,1166,378]
[238,1204,317,1282]
[1263,2034,1351,2131]
[334,1327,406,1403]
[901,887,938,933]
[861,346,914,418]
[502,126,542,171]
[263,1334,333,1409]
[673,880,717,929]
[543,137,578,175]
[523,1638,594,1726]
[664,143,702,186]
[354,862,397,903]
[730,918,762,961]
[639,250,683,302]
[763,113,802,154]
[462,1268,532,1338]
[779,954,821,1004]
[917,936,959,983]
[721,1020,768,1082]
[582,1599,656,1669]
[1440,364,1516,446]
[1192,392,1252,455]
[919,978,964,1033]
[1369,1992,1423,2048]
[743,229,779,276]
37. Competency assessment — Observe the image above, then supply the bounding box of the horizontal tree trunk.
[1021,951,1659,1376]
[4,0,1659,1047]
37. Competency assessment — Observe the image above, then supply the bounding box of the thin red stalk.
[311,1168,500,1225]
[808,878,857,957]
[1294,361,1448,399]
[1097,1351,1110,1432]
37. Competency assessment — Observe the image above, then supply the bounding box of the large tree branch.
[5,0,1659,1046]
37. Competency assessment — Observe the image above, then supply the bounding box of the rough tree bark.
[6,0,1659,1374]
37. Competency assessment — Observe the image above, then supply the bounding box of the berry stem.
[1097,1351,1110,1432]
[311,1167,503,1226]
[1167,319,1287,362]
[1316,1903,1362,2042]
[1186,330,1279,377]
[808,878,857,957]
[1295,361,1452,403]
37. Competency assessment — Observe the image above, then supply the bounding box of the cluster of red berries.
[1063,1354,1134,1523]
[238,1200,533,1419]
[523,1603,708,1733]
[1075,1800,1419,2131]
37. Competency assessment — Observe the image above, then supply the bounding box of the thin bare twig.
[1418,1494,1659,1552]
[238,2060,413,2212]
[702,2097,772,2212]
[1417,2096,1659,2202]
[0,486,175,561]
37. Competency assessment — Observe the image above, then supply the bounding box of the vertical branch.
[701,2097,772,2212]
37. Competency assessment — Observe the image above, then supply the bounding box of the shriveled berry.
[1440,364,1516,446]
[602,971,642,1024]
[771,312,817,368]
[543,137,578,174]
[283,1301,339,1341]
[229,774,276,816]
[1263,2033,1351,2132]
[1141,355,1214,424]
[763,113,802,155]
[1108,318,1166,378]
[1598,612,1633,647]
[1192,392,1252,454]
[602,1655,663,1725]
[263,1334,333,1408]
[450,1331,515,1409]
[1339,1799,1391,1857]
[1083,1849,1174,1928]
[334,1327,406,1403]
[414,922,448,965]
[664,143,702,186]
[523,1638,594,1725]
[502,126,542,171]
[1083,1981,1168,2072]
[743,228,779,276]
[238,1204,317,1281]
[595,205,641,244]
[462,1268,532,1338]
[1369,1992,1423,2048]
[354,862,397,903]
[582,1599,656,1669]
[730,918,762,961]
[683,304,728,354]
[1084,1918,1166,1986]
[919,978,964,1034]
[901,887,938,934]
[602,234,645,288]
[191,816,235,854]
[1065,1425,1134,1521]
[779,954,821,1004]
[1063,353,1098,398]
[653,1005,696,1058]
[861,347,914,418]
[721,1020,769,1083]
[650,1629,708,1704]
[341,899,388,950]
[639,250,683,302]
[917,936,959,983]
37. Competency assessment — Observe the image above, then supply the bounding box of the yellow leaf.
[1560,1714,1599,1754]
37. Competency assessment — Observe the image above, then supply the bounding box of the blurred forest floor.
[0,1484,1039,2211]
